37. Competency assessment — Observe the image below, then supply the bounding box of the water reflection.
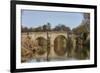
[26,57,80,63]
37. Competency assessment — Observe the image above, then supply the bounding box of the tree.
[47,22,51,30]
[21,26,29,32]
[43,25,47,31]
[53,24,71,33]
[72,13,90,34]
[34,26,42,32]
[42,22,51,31]
[72,13,90,59]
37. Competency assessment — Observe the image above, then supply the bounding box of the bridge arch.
[35,37,47,55]
[54,35,68,56]
[21,32,70,59]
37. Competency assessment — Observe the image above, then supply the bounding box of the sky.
[21,10,84,29]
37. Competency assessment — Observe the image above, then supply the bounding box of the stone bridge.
[21,31,76,60]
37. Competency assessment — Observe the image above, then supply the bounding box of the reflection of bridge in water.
[21,31,77,62]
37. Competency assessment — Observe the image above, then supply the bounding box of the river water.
[26,57,77,63]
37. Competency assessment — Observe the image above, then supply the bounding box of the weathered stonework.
[21,31,75,60]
